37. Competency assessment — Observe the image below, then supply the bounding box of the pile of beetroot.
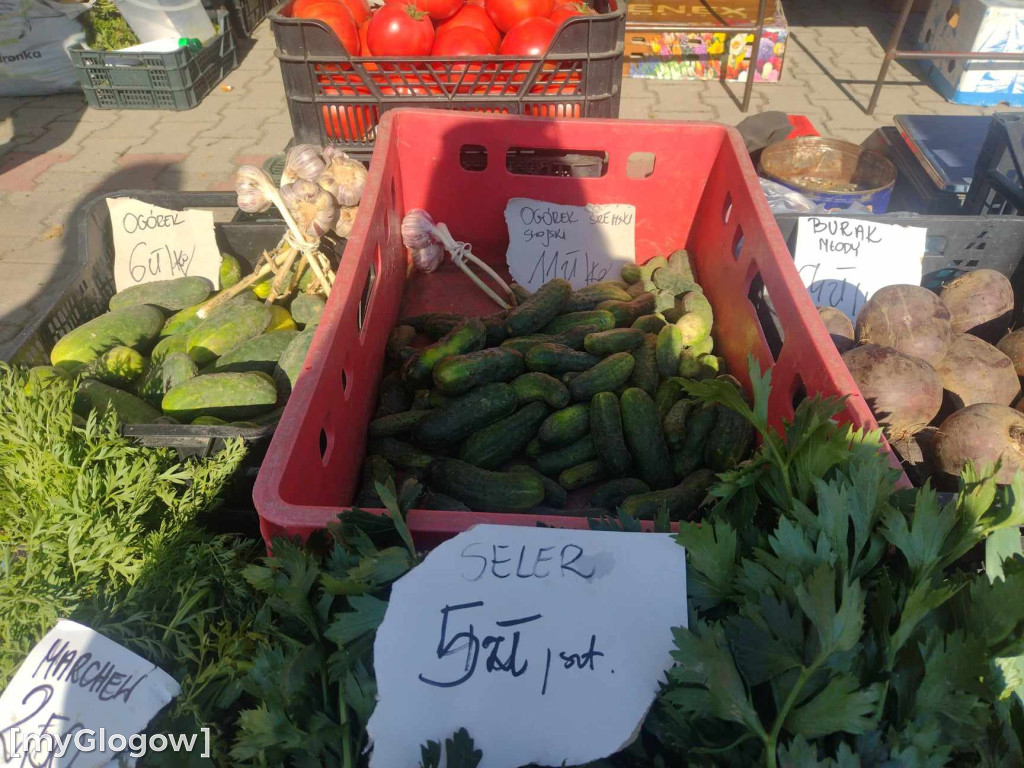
[819,269,1024,487]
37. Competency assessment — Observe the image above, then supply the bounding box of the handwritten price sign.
[0,621,179,767]
[108,198,223,292]
[367,525,688,767]
[504,198,637,292]
[793,216,926,321]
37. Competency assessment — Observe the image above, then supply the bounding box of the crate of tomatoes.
[270,0,626,159]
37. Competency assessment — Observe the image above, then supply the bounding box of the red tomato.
[432,25,495,55]
[498,16,555,55]
[358,18,372,54]
[549,1,590,25]
[296,2,361,54]
[435,5,500,51]
[415,0,464,20]
[467,0,485,6]
[485,0,553,33]
[340,0,371,24]
[367,4,434,56]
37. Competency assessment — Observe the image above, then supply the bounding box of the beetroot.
[939,268,1014,338]
[933,403,1024,484]
[933,333,1020,409]
[997,328,1024,377]
[855,284,952,366]
[842,344,943,441]
[891,426,936,487]
[817,306,855,353]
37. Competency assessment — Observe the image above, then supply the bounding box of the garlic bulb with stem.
[318,148,368,207]
[280,179,339,239]
[401,208,438,249]
[280,144,327,186]
[334,205,358,238]
[412,242,444,273]
[235,165,274,213]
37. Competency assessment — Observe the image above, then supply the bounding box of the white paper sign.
[0,620,181,767]
[505,198,636,292]
[793,216,926,321]
[367,525,688,768]
[108,198,222,292]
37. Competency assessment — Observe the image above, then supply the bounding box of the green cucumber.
[137,352,199,405]
[632,314,666,334]
[678,350,702,378]
[589,392,632,476]
[191,415,227,426]
[541,310,616,335]
[699,355,725,379]
[403,318,487,387]
[629,333,659,396]
[81,345,145,386]
[638,256,668,283]
[589,477,650,510]
[538,403,590,447]
[652,268,700,296]
[375,372,412,417]
[596,294,656,328]
[219,253,243,289]
[558,460,606,491]
[505,278,572,336]
[584,328,645,355]
[510,283,532,304]
[705,407,754,471]
[433,348,525,395]
[525,344,601,375]
[688,335,714,357]
[273,326,317,399]
[74,380,161,424]
[402,312,462,339]
[387,325,416,362]
[501,334,551,355]
[459,401,549,469]
[208,330,298,375]
[367,438,434,472]
[429,458,545,510]
[291,293,325,327]
[680,291,712,326]
[187,302,271,366]
[368,409,432,438]
[109,276,212,313]
[534,436,597,476]
[655,378,687,419]
[668,249,695,281]
[663,398,694,450]
[656,325,685,379]
[509,465,567,508]
[620,387,674,490]
[428,390,454,409]
[51,305,165,372]
[161,303,205,337]
[564,282,632,312]
[511,372,570,409]
[620,263,642,284]
[620,468,716,520]
[569,352,635,401]
[413,382,518,448]
[483,311,509,346]
[678,403,719,472]
[676,312,710,346]
[267,305,297,333]
[24,366,67,396]
[162,371,278,421]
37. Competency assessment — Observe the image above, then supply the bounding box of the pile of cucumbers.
[29,257,326,428]
[361,249,754,520]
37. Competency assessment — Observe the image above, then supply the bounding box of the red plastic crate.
[253,109,882,550]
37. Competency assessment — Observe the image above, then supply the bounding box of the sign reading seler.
[505,198,637,292]
[366,524,688,767]
[793,215,926,321]
[108,197,223,292]
[0,620,180,767]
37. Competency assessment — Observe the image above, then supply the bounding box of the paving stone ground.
[0,0,1020,359]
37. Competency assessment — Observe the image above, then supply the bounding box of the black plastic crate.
[9,191,343,509]
[964,113,1024,216]
[774,213,1024,320]
[68,10,238,110]
[221,0,277,37]
[269,0,626,160]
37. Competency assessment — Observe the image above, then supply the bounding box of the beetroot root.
[934,333,1021,409]
[933,403,1024,484]
[855,284,952,366]
[843,343,943,442]
[997,328,1024,377]
[817,306,855,353]
[939,268,1014,338]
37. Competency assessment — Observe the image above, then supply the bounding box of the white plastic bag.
[0,0,84,96]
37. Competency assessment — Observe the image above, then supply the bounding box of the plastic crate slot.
[626,152,655,179]
[460,145,488,172]
[966,259,980,267]
[732,224,745,261]
[722,192,733,223]
[790,375,807,412]
[319,424,332,464]
[357,250,378,331]
[341,368,348,394]
[747,267,783,361]
[505,148,608,177]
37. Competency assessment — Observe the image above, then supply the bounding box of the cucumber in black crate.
[357,257,751,519]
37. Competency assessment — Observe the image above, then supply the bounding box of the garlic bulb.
[280,179,339,238]
[412,242,444,273]
[402,209,437,249]
[319,148,368,207]
[334,205,358,238]
[280,144,327,186]
[235,165,274,213]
